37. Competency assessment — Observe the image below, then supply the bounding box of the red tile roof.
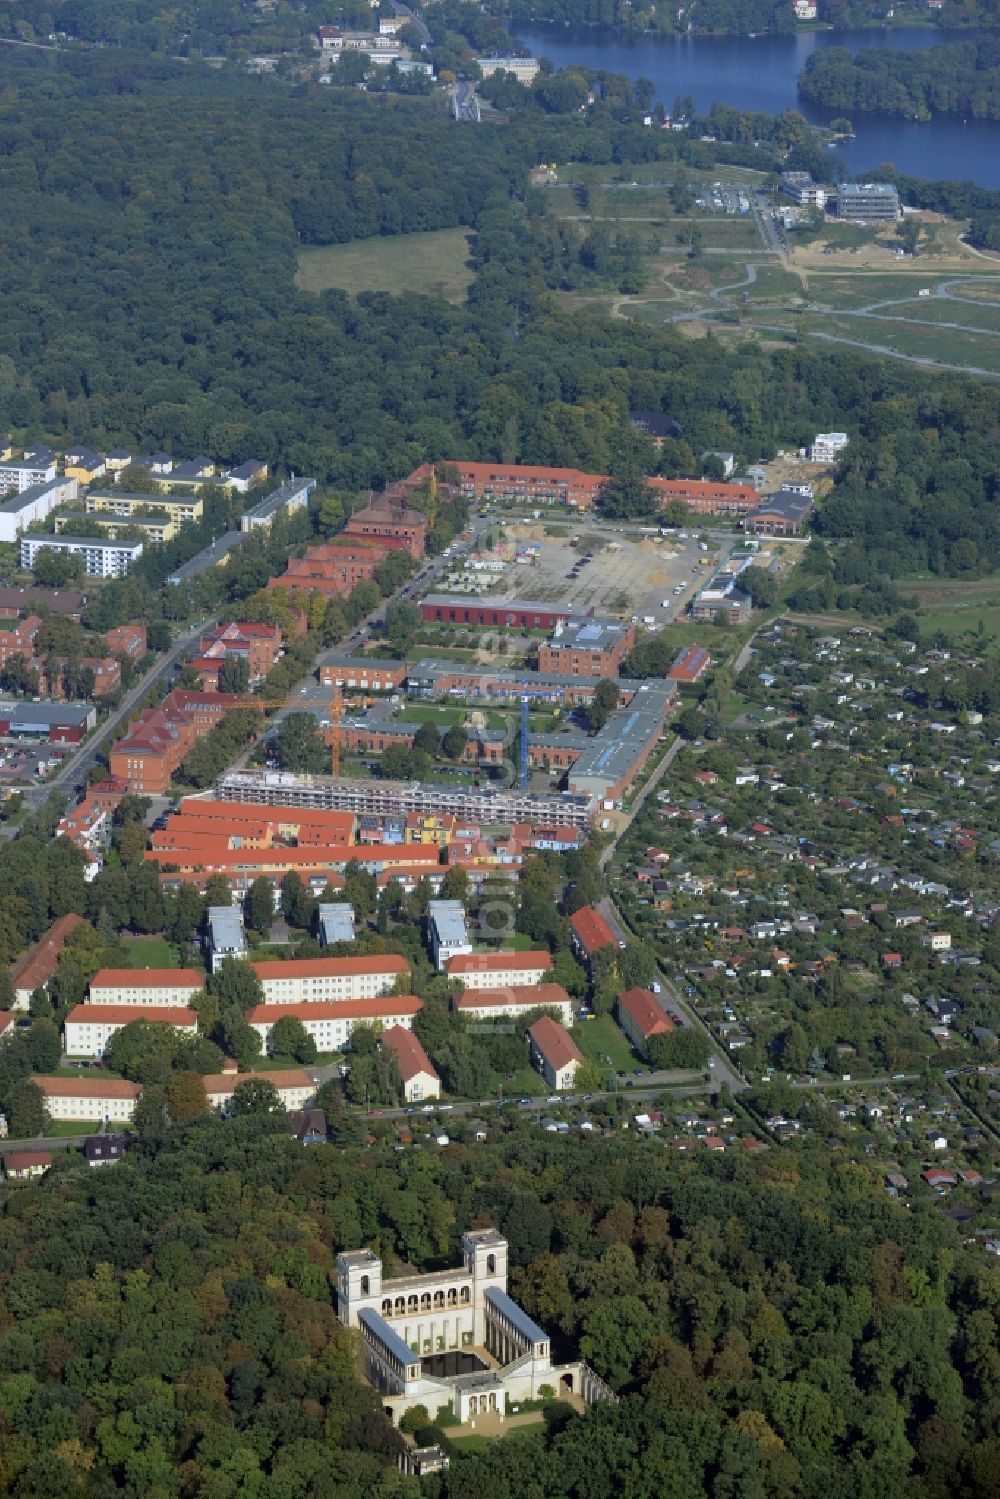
[4,1151,51,1170]
[11,914,87,994]
[66,1004,197,1026]
[251,955,409,981]
[454,983,570,1010]
[32,1075,142,1100]
[568,906,617,956]
[528,1014,582,1071]
[201,1068,312,1094]
[380,1024,438,1083]
[445,951,551,975]
[618,987,674,1039]
[89,968,203,990]
[247,996,422,1023]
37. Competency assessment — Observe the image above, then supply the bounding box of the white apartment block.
[445,951,551,989]
[810,432,849,464]
[336,1231,616,1427]
[0,477,78,543]
[478,55,539,83]
[88,967,204,1007]
[64,1004,198,1058]
[247,995,422,1053]
[453,982,573,1027]
[32,1075,142,1122]
[251,955,410,1004]
[0,457,58,496]
[427,901,472,970]
[19,534,143,579]
[201,1066,314,1112]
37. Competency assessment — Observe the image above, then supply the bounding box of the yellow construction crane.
[251,679,343,776]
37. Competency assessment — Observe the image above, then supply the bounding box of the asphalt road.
[13,613,220,816]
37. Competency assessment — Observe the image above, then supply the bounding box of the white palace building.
[336,1230,615,1425]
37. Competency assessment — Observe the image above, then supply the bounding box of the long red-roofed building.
[250,954,411,1004]
[64,1003,198,1057]
[618,987,675,1054]
[379,1023,440,1102]
[568,906,618,964]
[444,951,552,989]
[666,644,711,684]
[453,982,573,1026]
[247,995,422,1052]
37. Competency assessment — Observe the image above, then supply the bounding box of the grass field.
[48,1120,100,1136]
[903,577,1000,649]
[871,297,1000,334]
[296,228,474,303]
[119,936,191,970]
[573,1014,637,1076]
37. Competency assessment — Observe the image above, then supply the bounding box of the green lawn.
[296,228,474,304]
[47,1120,100,1136]
[119,935,193,971]
[573,1013,637,1075]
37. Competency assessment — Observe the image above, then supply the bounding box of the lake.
[511,24,1000,187]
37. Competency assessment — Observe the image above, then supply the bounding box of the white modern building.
[0,477,79,543]
[206,906,248,971]
[478,54,539,83]
[250,955,410,1004]
[0,456,58,496]
[64,1004,198,1058]
[240,476,316,533]
[19,534,143,579]
[428,900,472,970]
[336,1232,616,1426]
[317,903,356,945]
[810,432,849,463]
[247,995,422,1053]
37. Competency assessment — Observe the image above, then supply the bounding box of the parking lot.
[496,525,727,623]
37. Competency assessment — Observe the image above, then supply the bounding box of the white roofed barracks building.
[336,1231,616,1426]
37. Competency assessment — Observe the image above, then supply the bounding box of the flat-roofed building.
[427,900,472,970]
[317,902,356,945]
[20,534,143,579]
[538,617,635,678]
[64,1003,198,1058]
[87,968,204,1006]
[837,182,899,222]
[250,954,410,1004]
[206,906,247,971]
[528,1015,583,1090]
[86,491,204,525]
[240,477,315,532]
[0,477,78,542]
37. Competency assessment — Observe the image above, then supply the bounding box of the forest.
[0,1097,995,1497]
[799,37,1000,121]
[4,48,1000,576]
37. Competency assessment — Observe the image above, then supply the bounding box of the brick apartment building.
[454,462,607,510]
[188,621,283,690]
[0,614,40,668]
[648,478,759,516]
[666,644,711,684]
[537,618,635,677]
[420,596,572,631]
[344,499,427,559]
[104,623,147,659]
[109,688,248,794]
[268,539,389,599]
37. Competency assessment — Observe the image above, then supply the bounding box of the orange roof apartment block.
[445,950,552,988]
[32,1074,142,1121]
[11,913,87,1010]
[88,968,204,1005]
[618,987,675,1053]
[379,1023,440,1101]
[528,1015,583,1091]
[250,953,410,1005]
[247,996,422,1053]
[453,982,573,1026]
[568,906,618,962]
